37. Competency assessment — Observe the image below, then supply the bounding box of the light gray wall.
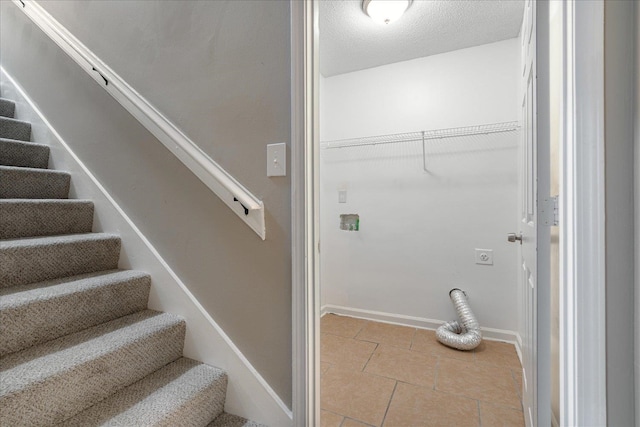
[0,0,292,406]
[604,1,636,425]
[37,0,291,191]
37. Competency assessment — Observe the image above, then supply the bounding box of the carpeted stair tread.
[59,357,227,427]
[0,98,16,118]
[208,413,268,427]
[0,233,121,288]
[0,137,50,168]
[0,94,235,427]
[0,269,151,356]
[0,310,186,426]
[0,165,70,199]
[0,199,94,239]
[0,116,31,141]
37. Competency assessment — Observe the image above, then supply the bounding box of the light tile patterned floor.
[320,314,525,427]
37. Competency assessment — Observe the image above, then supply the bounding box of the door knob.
[507,233,523,244]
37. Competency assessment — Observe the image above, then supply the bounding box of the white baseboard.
[514,332,524,365]
[1,68,292,427]
[321,304,520,344]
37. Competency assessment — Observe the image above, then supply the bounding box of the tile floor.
[320,314,525,427]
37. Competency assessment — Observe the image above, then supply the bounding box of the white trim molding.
[321,305,521,347]
[1,67,292,426]
[11,0,266,239]
[559,0,607,425]
[515,333,524,368]
[291,0,320,425]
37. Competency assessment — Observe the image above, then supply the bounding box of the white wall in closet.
[320,38,521,333]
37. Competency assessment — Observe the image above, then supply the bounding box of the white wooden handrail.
[12,0,266,239]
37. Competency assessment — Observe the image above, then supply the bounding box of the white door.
[517,1,550,426]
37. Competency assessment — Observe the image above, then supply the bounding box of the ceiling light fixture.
[362,0,412,26]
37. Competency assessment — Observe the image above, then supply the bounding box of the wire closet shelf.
[320,121,520,150]
[320,121,520,172]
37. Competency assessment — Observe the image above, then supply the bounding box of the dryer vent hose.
[436,288,482,351]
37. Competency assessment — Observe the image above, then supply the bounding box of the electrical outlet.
[475,249,493,265]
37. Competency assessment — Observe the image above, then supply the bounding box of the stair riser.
[0,237,121,288]
[0,168,70,199]
[0,139,50,168]
[157,376,228,427]
[0,99,16,118]
[0,117,31,141]
[0,275,151,356]
[0,201,94,239]
[62,358,227,427]
[0,322,185,427]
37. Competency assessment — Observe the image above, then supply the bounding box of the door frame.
[291,1,320,426]
[290,1,608,425]
[558,0,607,425]
[533,2,551,425]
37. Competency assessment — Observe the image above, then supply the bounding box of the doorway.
[291,1,615,425]
[312,1,541,426]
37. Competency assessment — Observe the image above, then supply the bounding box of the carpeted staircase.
[0,95,264,427]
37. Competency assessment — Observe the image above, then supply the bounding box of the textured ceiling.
[319,0,525,77]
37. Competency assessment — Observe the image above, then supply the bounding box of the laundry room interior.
[317,1,534,426]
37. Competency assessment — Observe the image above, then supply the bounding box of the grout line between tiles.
[361,369,426,387]
[321,361,335,377]
[417,386,473,400]
[355,337,381,345]
[409,327,417,349]
[352,337,416,350]
[322,408,346,426]
[353,319,369,341]
[353,320,368,338]
[343,417,375,427]
[477,399,482,427]
[361,342,379,372]
[380,380,398,427]
[322,331,362,339]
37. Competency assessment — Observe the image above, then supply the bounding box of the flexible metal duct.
[436,288,482,350]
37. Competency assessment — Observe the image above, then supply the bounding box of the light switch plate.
[338,190,347,203]
[267,143,286,177]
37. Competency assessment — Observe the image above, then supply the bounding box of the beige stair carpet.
[0,92,266,426]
